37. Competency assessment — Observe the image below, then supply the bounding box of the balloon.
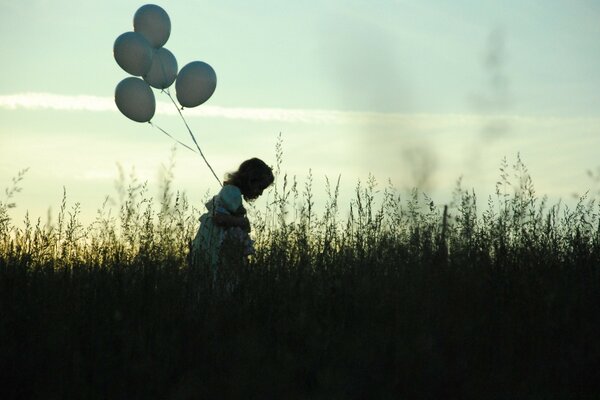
[175,61,217,108]
[113,32,153,76]
[143,48,178,89]
[115,77,156,123]
[134,4,171,48]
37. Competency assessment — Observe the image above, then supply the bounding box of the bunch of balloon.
[113,4,221,185]
[113,3,217,121]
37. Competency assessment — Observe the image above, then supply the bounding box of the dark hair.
[224,158,274,201]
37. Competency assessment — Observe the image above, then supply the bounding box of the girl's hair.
[224,158,274,201]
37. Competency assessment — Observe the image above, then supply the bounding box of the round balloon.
[113,32,153,76]
[115,77,156,123]
[175,61,217,108]
[143,48,178,89]
[134,4,171,48]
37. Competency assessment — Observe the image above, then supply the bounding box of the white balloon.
[134,4,171,48]
[175,61,217,108]
[115,77,156,123]
[113,32,153,76]
[143,48,178,89]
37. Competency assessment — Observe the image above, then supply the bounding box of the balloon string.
[163,89,223,187]
[148,121,198,154]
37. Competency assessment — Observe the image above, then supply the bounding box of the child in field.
[191,158,274,279]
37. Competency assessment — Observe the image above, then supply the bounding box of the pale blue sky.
[1,0,599,225]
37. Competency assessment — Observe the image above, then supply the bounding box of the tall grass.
[1,142,599,399]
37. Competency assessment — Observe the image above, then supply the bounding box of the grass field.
[1,149,599,399]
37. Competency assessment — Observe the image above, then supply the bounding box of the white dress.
[191,185,255,272]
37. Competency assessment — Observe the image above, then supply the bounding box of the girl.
[191,158,274,278]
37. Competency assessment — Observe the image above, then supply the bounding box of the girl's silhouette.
[191,158,274,279]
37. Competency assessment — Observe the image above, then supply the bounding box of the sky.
[1,0,600,226]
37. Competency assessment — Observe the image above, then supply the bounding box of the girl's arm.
[213,214,251,232]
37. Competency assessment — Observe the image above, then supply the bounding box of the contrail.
[0,93,115,112]
[0,92,598,127]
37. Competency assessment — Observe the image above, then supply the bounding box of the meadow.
[1,143,599,399]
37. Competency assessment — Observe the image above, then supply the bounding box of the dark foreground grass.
[1,154,600,399]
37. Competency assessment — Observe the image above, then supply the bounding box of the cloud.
[1,92,599,129]
[0,93,115,112]
[0,92,365,123]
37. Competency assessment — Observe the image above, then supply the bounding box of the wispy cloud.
[0,92,350,123]
[0,93,115,112]
[1,92,599,128]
